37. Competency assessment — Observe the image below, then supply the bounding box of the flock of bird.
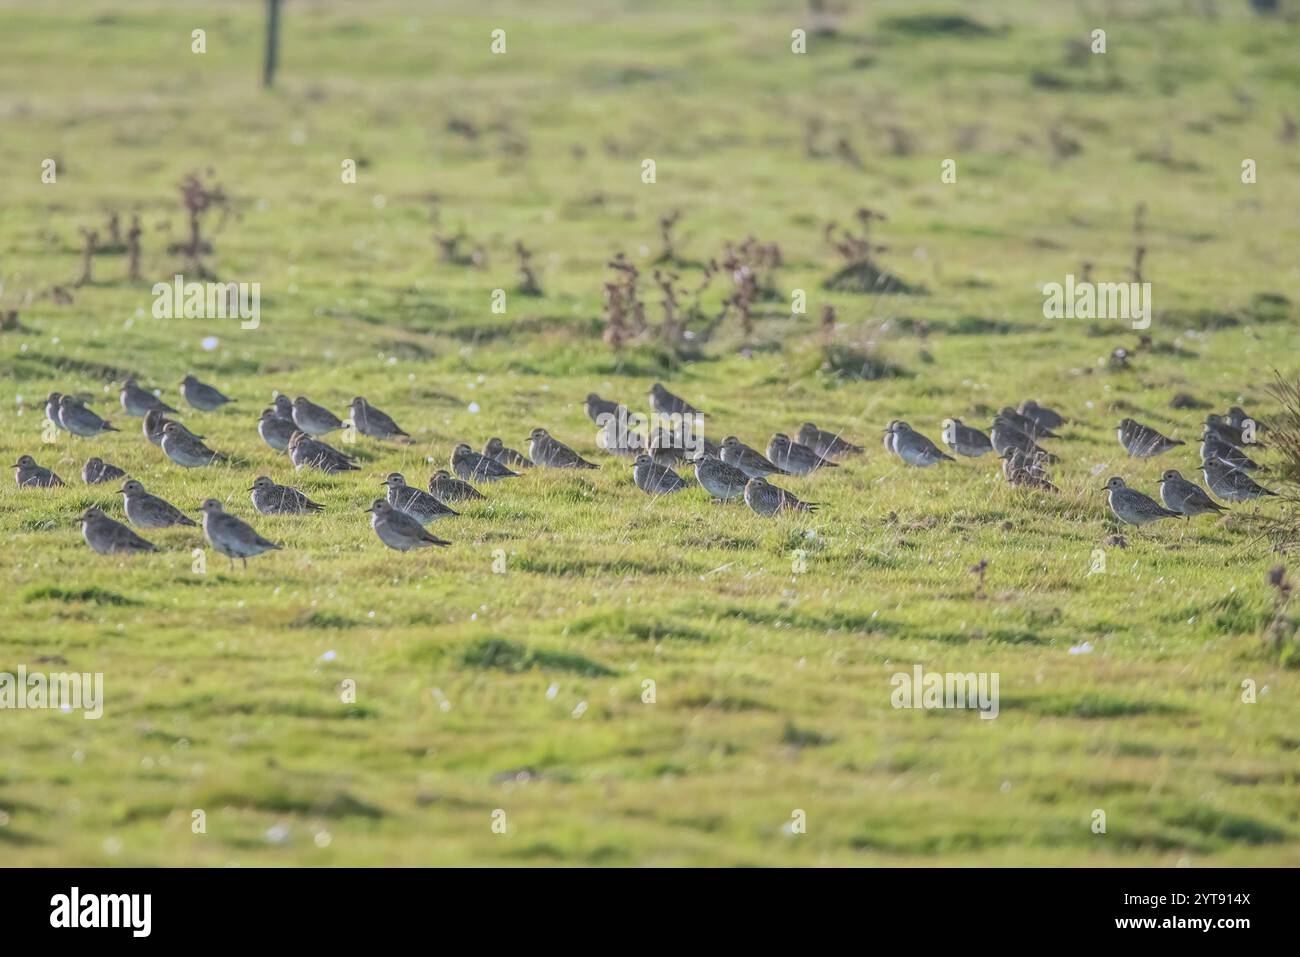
[11,375,1280,568]
[884,402,1276,527]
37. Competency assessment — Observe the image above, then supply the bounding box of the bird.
[200,499,282,569]
[366,499,451,551]
[45,392,66,430]
[82,457,126,485]
[291,396,344,435]
[648,427,715,465]
[270,394,294,420]
[1203,414,1256,450]
[595,419,645,458]
[120,479,197,528]
[767,433,837,475]
[429,469,485,502]
[350,396,409,439]
[1102,476,1181,526]
[14,454,65,488]
[57,395,118,437]
[796,422,863,459]
[1200,431,1261,472]
[453,443,519,482]
[180,374,234,411]
[161,421,225,468]
[941,418,994,457]
[528,428,599,469]
[885,422,954,467]
[288,431,358,473]
[990,416,1055,461]
[1201,461,1278,503]
[882,420,905,455]
[585,392,625,424]
[997,406,1058,440]
[720,436,789,478]
[648,382,700,416]
[249,475,324,515]
[692,453,749,501]
[1018,400,1066,431]
[632,453,688,495]
[143,409,202,447]
[743,477,818,516]
[382,473,458,523]
[81,507,157,555]
[999,447,1050,483]
[1006,466,1059,493]
[1225,405,1264,435]
[1117,418,1184,458]
[1158,469,1226,517]
[120,379,176,417]
[483,437,533,469]
[258,408,298,452]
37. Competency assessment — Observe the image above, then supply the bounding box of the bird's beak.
[117,486,128,493]
[1098,485,1108,491]
[247,486,257,492]
[378,481,388,487]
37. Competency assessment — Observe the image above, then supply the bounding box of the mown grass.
[0,0,1298,865]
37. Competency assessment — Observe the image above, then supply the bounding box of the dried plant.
[655,210,682,264]
[824,208,919,294]
[75,228,98,286]
[171,170,228,279]
[1263,565,1297,661]
[126,214,142,281]
[820,304,837,345]
[433,226,484,267]
[515,241,543,296]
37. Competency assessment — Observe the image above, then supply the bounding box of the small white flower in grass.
[201,336,219,351]
[102,837,123,856]
[318,650,337,663]
[546,683,558,700]
[60,703,71,714]
[1000,781,1012,794]
[572,700,588,718]
[387,356,397,365]
[468,402,480,414]
[470,612,477,621]
[367,610,375,619]
[141,756,154,769]
[1068,641,1093,655]
[372,194,387,209]
[51,336,59,345]
[265,824,290,845]
[314,831,332,848]
[0,810,10,826]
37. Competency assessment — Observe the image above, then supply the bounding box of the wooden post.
[263,0,282,88]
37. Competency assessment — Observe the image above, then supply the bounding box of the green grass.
[1,0,1299,865]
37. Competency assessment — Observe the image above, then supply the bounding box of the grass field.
[2,0,1299,866]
